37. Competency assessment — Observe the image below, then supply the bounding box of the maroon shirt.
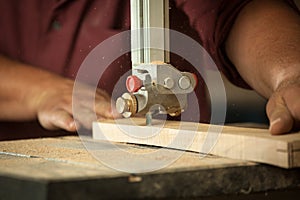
[0,0,298,140]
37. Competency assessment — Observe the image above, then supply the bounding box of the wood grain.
[0,136,254,180]
[93,118,300,168]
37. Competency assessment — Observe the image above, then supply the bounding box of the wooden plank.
[93,118,300,168]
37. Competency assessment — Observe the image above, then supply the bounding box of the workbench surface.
[1,136,300,200]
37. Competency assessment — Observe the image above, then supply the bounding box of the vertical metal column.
[131,0,144,64]
[130,0,170,65]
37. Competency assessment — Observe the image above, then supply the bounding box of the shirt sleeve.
[175,0,300,89]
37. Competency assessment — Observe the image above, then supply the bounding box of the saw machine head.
[115,0,198,124]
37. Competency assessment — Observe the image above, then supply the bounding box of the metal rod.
[130,0,170,65]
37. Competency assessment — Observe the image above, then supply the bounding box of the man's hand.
[226,0,300,135]
[0,55,115,132]
[267,78,300,134]
[32,78,114,131]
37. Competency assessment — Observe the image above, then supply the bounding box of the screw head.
[116,97,128,114]
[164,77,175,89]
[115,93,137,118]
[178,76,191,90]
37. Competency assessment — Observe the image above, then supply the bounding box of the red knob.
[126,75,142,93]
[192,73,198,87]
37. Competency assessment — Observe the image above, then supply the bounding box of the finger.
[282,85,300,121]
[112,105,122,119]
[74,88,113,116]
[266,94,294,135]
[74,108,96,130]
[95,88,111,101]
[73,86,121,123]
[73,84,111,103]
[38,109,76,132]
[94,100,115,119]
[74,96,114,125]
[95,104,122,121]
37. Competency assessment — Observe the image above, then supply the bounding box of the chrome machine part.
[116,0,197,122]
[130,0,170,64]
[116,93,138,118]
[117,89,187,119]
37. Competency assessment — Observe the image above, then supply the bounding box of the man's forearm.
[225,0,300,97]
[225,0,300,134]
[0,55,49,120]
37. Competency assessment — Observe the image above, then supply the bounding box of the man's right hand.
[32,78,115,131]
[0,55,115,132]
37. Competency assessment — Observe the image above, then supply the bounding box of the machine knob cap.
[115,93,138,118]
[126,75,142,93]
[192,73,198,87]
[178,76,191,90]
[116,97,129,114]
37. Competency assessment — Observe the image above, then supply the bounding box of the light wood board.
[93,118,300,168]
